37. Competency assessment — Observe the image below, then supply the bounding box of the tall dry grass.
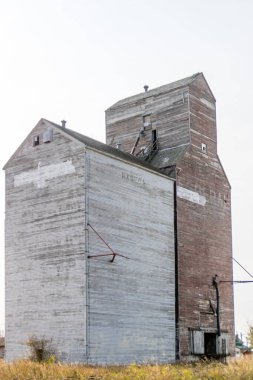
[0,358,252,380]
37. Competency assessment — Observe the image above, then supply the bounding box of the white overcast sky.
[0,0,253,339]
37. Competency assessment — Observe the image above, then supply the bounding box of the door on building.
[204,333,217,356]
[191,330,229,358]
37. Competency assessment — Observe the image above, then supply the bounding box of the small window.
[201,143,207,154]
[143,114,151,129]
[33,135,40,146]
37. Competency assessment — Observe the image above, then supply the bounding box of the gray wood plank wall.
[106,88,190,154]
[86,149,175,364]
[5,121,176,364]
[5,124,87,362]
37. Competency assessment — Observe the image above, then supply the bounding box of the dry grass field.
[0,358,253,380]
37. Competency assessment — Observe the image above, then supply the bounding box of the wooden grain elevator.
[105,73,235,360]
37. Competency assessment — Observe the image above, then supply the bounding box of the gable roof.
[64,124,188,169]
[3,118,172,179]
[107,73,201,110]
[53,122,175,176]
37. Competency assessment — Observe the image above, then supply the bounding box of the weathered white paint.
[191,331,230,356]
[190,330,204,354]
[87,149,175,364]
[217,333,229,355]
[106,87,191,155]
[6,123,175,364]
[5,128,86,362]
[121,171,145,185]
[210,160,221,169]
[177,186,206,206]
[200,97,215,110]
[14,160,76,188]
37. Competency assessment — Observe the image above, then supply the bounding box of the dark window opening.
[152,129,158,150]
[201,143,207,153]
[204,333,217,356]
[33,136,40,146]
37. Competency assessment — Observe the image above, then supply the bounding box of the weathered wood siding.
[189,75,217,156]
[5,120,175,364]
[176,77,234,357]
[105,74,234,359]
[5,122,87,362]
[106,88,190,154]
[86,149,175,364]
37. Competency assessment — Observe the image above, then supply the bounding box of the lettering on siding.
[14,160,76,188]
[177,186,206,206]
[122,172,145,185]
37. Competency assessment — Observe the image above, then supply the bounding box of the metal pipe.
[233,257,253,278]
[130,134,140,155]
[84,149,90,363]
[174,181,180,360]
[87,223,115,254]
[220,280,253,283]
[213,275,221,336]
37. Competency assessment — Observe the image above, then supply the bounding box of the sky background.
[0,0,253,341]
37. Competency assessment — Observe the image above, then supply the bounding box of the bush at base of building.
[26,335,57,363]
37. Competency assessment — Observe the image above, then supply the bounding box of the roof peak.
[3,118,169,179]
[106,73,203,110]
